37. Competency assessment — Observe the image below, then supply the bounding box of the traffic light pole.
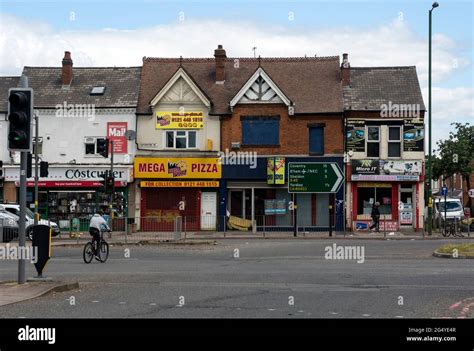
[34,114,39,225]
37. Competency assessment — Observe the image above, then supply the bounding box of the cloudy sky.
[0,0,472,147]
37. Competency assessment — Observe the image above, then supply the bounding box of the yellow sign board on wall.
[135,157,221,179]
[267,157,285,185]
[140,181,219,188]
[156,111,204,129]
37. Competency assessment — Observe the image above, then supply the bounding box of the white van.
[0,204,60,239]
[433,198,465,222]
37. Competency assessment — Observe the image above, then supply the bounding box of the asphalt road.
[0,239,472,318]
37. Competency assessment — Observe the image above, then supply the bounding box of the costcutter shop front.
[221,156,345,232]
[3,165,132,229]
[134,157,221,231]
[347,159,424,231]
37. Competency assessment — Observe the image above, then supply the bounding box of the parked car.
[0,210,19,243]
[0,204,60,239]
[433,198,465,226]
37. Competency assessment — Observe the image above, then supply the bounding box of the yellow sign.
[267,157,285,185]
[135,157,221,179]
[141,181,219,188]
[156,111,204,129]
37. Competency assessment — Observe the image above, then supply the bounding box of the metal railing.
[0,218,19,243]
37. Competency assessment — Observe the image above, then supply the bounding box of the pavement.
[0,238,473,318]
[0,281,79,306]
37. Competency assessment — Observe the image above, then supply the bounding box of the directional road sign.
[288,162,344,193]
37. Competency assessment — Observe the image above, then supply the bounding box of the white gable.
[230,67,291,107]
[150,68,210,107]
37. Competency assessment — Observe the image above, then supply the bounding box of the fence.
[0,218,19,243]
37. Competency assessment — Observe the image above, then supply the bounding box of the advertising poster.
[267,157,285,185]
[107,122,127,154]
[346,120,365,152]
[156,111,204,129]
[403,119,424,152]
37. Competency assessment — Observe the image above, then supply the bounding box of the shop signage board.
[134,157,221,179]
[288,162,344,193]
[267,157,285,185]
[351,159,422,181]
[156,111,204,129]
[5,166,131,182]
[140,181,219,188]
[107,122,128,154]
[19,181,126,188]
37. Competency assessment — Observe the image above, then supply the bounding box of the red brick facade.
[221,103,344,155]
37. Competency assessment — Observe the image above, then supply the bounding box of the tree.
[430,123,474,212]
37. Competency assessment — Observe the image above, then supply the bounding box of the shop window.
[366,126,380,157]
[165,131,197,149]
[241,116,279,146]
[309,126,324,155]
[357,186,392,216]
[388,126,401,158]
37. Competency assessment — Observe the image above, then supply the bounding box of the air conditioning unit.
[231,142,241,149]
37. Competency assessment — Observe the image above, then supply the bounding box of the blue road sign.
[441,186,448,196]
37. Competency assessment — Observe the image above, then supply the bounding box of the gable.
[150,67,210,107]
[230,67,291,108]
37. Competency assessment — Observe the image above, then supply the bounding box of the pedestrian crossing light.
[106,173,115,194]
[8,88,33,151]
[40,161,49,177]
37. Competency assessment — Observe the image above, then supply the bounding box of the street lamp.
[427,2,439,236]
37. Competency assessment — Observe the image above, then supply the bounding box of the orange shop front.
[135,157,221,231]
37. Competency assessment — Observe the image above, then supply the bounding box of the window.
[84,137,103,155]
[241,116,279,146]
[90,86,105,95]
[32,137,43,156]
[309,126,324,155]
[165,131,197,149]
[367,126,380,157]
[357,186,392,216]
[388,126,401,158]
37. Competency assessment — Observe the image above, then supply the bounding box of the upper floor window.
[165,130,197,149]
[308,125,324,155]
[84,137,99,155]
[388,126,401,158]
[241,116,279,146]
[366,126,380,157]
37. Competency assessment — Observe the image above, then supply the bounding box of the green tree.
[431,123,474,211]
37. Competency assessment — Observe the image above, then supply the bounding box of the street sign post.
[288,162,344,193]
[468,189,474,198]
[441,186,448,196]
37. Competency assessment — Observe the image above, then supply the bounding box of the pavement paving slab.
[0,281,79,306]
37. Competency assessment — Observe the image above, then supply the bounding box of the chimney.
[341,53,350,86]
[214,45,226,84]
[62,51,73,86]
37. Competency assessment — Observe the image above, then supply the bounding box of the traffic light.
[40,161,49,177]
[0,160,3,178]
[106,173,115,194]
[96,138,109,158]
[26,152,32,178]
[8,88,33,151]
[98,171,107,192]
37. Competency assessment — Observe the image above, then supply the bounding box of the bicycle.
[83,228,110,263]
[442,218,464,238]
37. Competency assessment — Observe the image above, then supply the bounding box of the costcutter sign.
[107,122,127,154]
[134,157,221,179]
[5,166,131,182]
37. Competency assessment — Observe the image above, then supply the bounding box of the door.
[201,192,217,230]
[399,186,414,228]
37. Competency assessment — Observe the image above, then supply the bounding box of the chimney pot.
[62,51,73,86]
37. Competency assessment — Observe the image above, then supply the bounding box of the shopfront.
[4,166,132,229]
[349,159,423,231]
[134,157,221,231]
[222,156,344,231]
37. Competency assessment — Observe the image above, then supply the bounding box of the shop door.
[201,192,217,230]
[399,186,414,228]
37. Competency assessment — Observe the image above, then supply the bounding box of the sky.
[0,0,472,147]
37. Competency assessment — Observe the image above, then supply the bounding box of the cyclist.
[89,211,110,258]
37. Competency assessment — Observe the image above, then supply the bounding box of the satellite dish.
[125,130,136,140]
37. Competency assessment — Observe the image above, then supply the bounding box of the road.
[0,239,472,318]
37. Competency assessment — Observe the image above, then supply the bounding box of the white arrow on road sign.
[469,189,474,198]
[330,163,344,192]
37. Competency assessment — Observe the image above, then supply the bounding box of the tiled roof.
[0,76,20,112]
[343,67,425,111]
[138,56,343,115]
[18,66,142,108]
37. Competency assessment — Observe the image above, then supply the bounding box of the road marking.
[268,308,276,311]
[119,302,126,305]
[149,303,157,306]
[362,314,370,317]
[395,316,404,318]
[329,312,338,315]
[92,300,99,303]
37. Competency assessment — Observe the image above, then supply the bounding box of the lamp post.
[427,2,439,236]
